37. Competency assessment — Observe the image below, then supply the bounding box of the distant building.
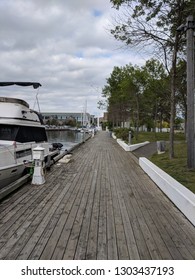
[99,112,108,124]
[41,112,93,126]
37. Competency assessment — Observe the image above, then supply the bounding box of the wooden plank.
[124,175,173,259]
[62,167,96,260]
[96,154,107,260]
[0,184,54,247]
[0,166,63,223]
[122,154,190,259]
[108,164,130,259]
[106,164,118,260]
[0,131,195,260]
[129,165,195,259]
[16,183,73,259]
[70,171,95,260]
[118,152,182,259]
[0,166,71,259]
[26,162,79,259]
[0,182,63,259]
[108,145,150,259]
[85,153,102,260]
[41,147,97,260]
[26,168,78,259]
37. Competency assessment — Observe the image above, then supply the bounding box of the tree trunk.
[169,36,179,159]
[135,95,139,139]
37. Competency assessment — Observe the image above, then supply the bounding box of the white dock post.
[32,146,45,185]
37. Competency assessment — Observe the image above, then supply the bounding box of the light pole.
[177,15,195,169]
[186,16,195,169]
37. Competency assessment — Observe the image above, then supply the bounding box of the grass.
[131,131,185,143]
[150,141,195,194]
[132,132,195,193]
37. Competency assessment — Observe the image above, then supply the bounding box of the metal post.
[128,131,132,145]
[186,16,195,169]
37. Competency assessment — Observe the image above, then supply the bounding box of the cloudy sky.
[0,0,147,117]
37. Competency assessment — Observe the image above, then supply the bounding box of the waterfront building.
[41,112,94,126]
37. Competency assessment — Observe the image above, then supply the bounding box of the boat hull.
[0,163,25,189]
[0,93,60,191]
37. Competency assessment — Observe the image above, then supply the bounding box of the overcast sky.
[0,0,147,117]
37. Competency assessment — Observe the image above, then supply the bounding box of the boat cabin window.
[0,125,47,143]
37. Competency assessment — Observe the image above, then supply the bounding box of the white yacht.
[0,82,59,189]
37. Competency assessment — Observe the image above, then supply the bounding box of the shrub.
[113,127,134,142]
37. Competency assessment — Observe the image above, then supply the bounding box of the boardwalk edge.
[116,138,149,151]
[139,157,195,226]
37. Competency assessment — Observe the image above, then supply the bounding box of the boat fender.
[52,143,63,150]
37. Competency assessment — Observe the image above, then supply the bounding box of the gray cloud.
[0,0,147,116]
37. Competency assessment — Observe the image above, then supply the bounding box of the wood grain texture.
[0,131,194,260]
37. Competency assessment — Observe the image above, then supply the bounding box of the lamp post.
[177,16,195,169]
[186,16,195,169]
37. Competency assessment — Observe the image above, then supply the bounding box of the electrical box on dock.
[33,146,45,160]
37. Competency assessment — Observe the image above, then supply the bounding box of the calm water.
[46,130,87,151]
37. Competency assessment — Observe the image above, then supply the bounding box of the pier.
[0,131,195,260]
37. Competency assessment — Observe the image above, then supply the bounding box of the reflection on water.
[46,130,85,150]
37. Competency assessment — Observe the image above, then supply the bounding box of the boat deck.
[0,131,195,260]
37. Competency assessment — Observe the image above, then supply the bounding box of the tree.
[110,0,193,158]
[102,59,170,136]
[102,66,130,127]
[141,59,170,132]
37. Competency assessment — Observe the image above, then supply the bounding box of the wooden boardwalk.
[0,131,195,260]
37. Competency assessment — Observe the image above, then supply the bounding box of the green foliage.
[50,118,59,126]
[110,0,194,63]
[113,127,134,141]
[101,121,113,130]
[64,118,76,127]
[109,0,195,159]
[175,59,187,119]
[97,99,107,110]
[112,128,194,192]
[110,0,128,9]
[102,59,174,131]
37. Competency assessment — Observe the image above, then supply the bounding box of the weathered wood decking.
[0,131,195,260]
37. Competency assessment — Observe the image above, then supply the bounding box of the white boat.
[0,82,59,189]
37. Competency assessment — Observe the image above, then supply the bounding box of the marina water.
[46,130,87,151]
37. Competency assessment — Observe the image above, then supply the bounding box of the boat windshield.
[0,125,47,143]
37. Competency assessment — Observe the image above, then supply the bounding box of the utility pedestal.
[32,146,45,185]
[157,141,166,154]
